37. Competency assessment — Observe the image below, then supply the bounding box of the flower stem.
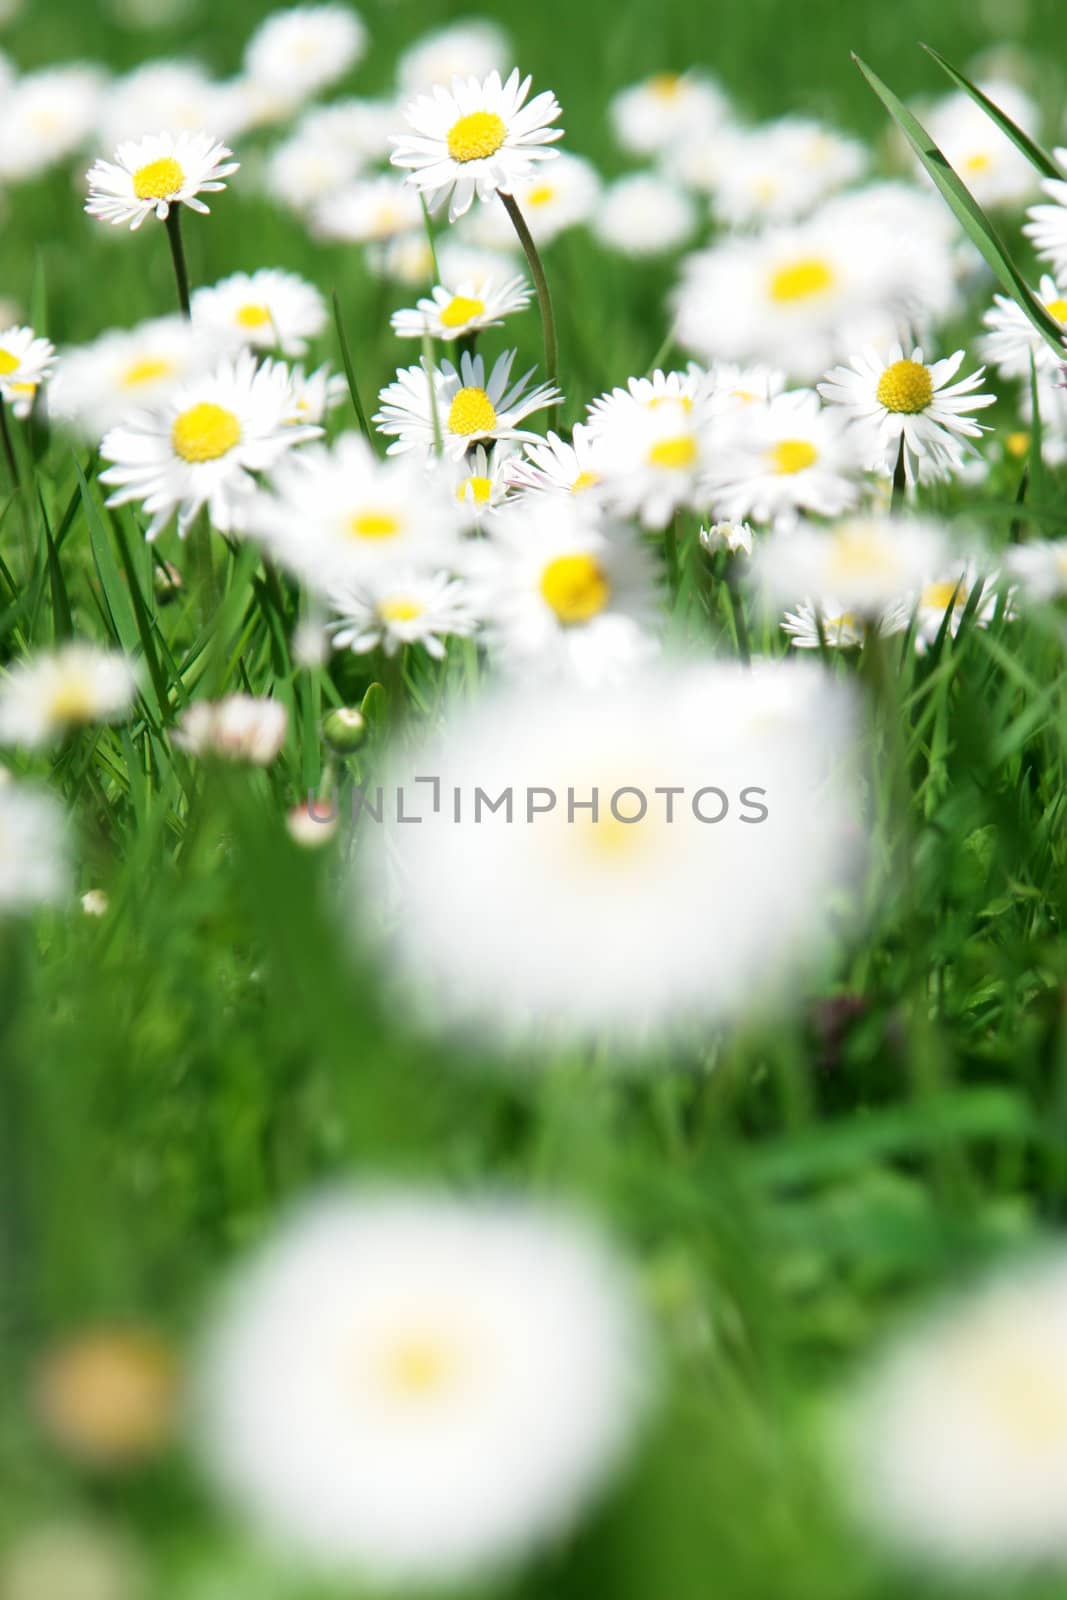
[165,205,192,318]
[891,433,907,515]
[0,402,20,493]
[498,190,558,424]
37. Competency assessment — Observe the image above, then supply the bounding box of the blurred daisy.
[507,424,601,496]
[85,130,239,229]
[924,81,1041,209]
[367,231,437,287]
[781,597,908,650]
[457,153,601,249]
[843,1252,1067,1568]
[980,273,1067,379]
[249,432,464,591]
[436,239,522,295]
[191,269,326,357]
[391,274,531,341]
[195,1187,649,1586]
[705,389,864,529]
[390,68,563,223]
[911,560,1005,654]
[453,442,517,522]
[174,695,287,764]
[297,98,397,167]
[710,117,867,228]
[753,514,948,617]
[284,362,348,426]
[0,645,136,748]
[357,659,864,1047]
[328,570,477,659]
[0,1522,145,1600]
[593,173,695,257]
[468,497,661,685]
[243,5,366,105]
[588,392,713,529]
[0,66,106,183]
[312,174,423,243]
[818,344,995,484]
[609,71,729,157]
[706,360,787,413]
[50,316,213,440]
[98,61,245,148]
[375,350,559,462]
[264,128,364,215]
[34,1327,178,1469]
[1003,538,1067,602]
[1024,154,1067,277]
[700,520,754,557]
[0,325,55,419]
[100,350,319,540]
[0,782,68,912]
[398,20,510,95]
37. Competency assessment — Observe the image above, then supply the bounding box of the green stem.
[0,401,19,493]
[498,190,559,427]
[726,557,752,666]
[331,290,374,442]
[164,204,192,318]
[890,432,907,514]
[664,515,680,598]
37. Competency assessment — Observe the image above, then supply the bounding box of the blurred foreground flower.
[33,1327,179,1469]
[194,1187,651,1586]
[0,1520,145,1600]
[0,644,137,748]
[174,695,288,765]
[0,781,68,911]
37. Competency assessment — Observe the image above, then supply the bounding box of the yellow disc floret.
[236,303,273,329]
[647,434,697,470]
[526,184,556,207]
[768,257,835,303]
[540,553,612,624]
[382,1335,453,1399]
[377,596,425,624]
[770,438,818,475]
[349,510,401,541]
[132,156,185,201]
[1047,298,1067,323]
[121,357,173,388]
[0,348,19,377]
[571,470,600,493]
[922,579,967,611]
[876,358,934,415]
[171,402,241,463]
[439,295,485,330]
[447,110,507,164]
[48,676,97,724]
[448,386,497,437]
[458,474,493,504]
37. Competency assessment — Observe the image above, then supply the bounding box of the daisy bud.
[322,706,366,754]
[287,799,338,847]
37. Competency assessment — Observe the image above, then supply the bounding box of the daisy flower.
[709,117,867,229]
[99,350,320,540]
[454,153,601,250]
[0,1523,145,1600]
[0,325,56,420]
[34,1327,178,1469]
[49,316,214,441]
[357,659,864,1048]
[609,71,729,157]
[468,497,661,685]
[818,344,995,484]
[328,569,477,659]
[911,560,1005,655]
[1003,538,1067,602]
[297,99,398,167]
[587,391,713,530]
[780,597,909,650]
[366,231,437,287]
[923,81,1041,210]
[453,442,518,522]
[174,695,288,764]
[391,274,531,341]
[507,424,601,496]
[311,175,423,243]
[1024,154,1067,278]
[0,644,137,748]
[706,360,787,414]
[194,1187,650,1586]
[0,781,69,912]
[98,62,246,149]
[980,273,1067,380]
[191,269,326,358]
[248,432,465,592]
[398,20,510,95]
[264,128,364,216]
[390,68,563,224]
[435,240,523,295]
[594,173,695,258]
[753,514,948,618]
[704,389,864,530]
[85,130,239,230]
[0,66,106,184]
[283,362,348,427]
[243,6,367,105]
[374,350,559,463]
[700,520,755,557]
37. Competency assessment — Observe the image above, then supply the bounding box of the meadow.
[5,0,1067,1596]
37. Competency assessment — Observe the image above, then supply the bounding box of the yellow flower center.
[648,394,693,412]
[439,294,485,330]
[170,402,241,463]
[382,1335,453,1399]
[768,257,835,303]
[48,677,97,724]
[378,596,424,623]
[647,434,697,469]
[1005,430,1031,458]
[826,529,896,582]
[1047,298,1067,323]
[0,348,19,377]
[526,183,556,207]
[922,579,967,611]
[458,474,493,504]
[132,156,185,201]
[236,303,272,329]
[448,386,497,437]
[770,438,818,475]
[963,150,991,174]
[649,73,683,99]
[571,470,599,492]
[540,553,612,623]
[121,356,174,388]
[349,510,401,541]
[446,110,507,164]
[876,358,934,415]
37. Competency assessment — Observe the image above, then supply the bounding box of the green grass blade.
[920,46,1064,181]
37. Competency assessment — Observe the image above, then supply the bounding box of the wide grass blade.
[920,46,1064,181]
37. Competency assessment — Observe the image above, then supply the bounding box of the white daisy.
[174,695,288,764]
[0,1521,145,1600]
[780,597,909,650]
[709,117,867,228]
[923,81,1041,210]
[980,273,1067,380]
[374,350,559,463]
[85,130,239,230]
[283,362,348,427]
[593,173,695,258]
[391,274,531,341]
[99,350,320,540]
[194,1187,650,1586]
[0,325,55,420]
[244,6,367,104]
[328,569,477,659]
[357,658,864,1047]
[609,71,729,157]
[586,390,713,530]
[390,68,563,223]
[191,269,327,358]
[263,128,364,215]
[506,424,601,496]
[753,514,949,618]
[311,174,424,243]
[0,782,68,912]
[0,644,137,748]
[1003,538,1067,602]
[911,560,1005,654]
[366,230,437,287]
[1024,154,1067,278]
[818,344,995,484]
[98,62,247,149]
[454,153,601,250]
[49,316,214,441]
[704,389,864,530]
[453,442,518,522]
[468,496,661,685]
[0,66,106,184]
[705,360,787,413]
[699,520,755,557]
[398,20,511,95]
[248,432,465,592]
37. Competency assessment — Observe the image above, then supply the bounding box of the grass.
[5,0,1067,1595]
